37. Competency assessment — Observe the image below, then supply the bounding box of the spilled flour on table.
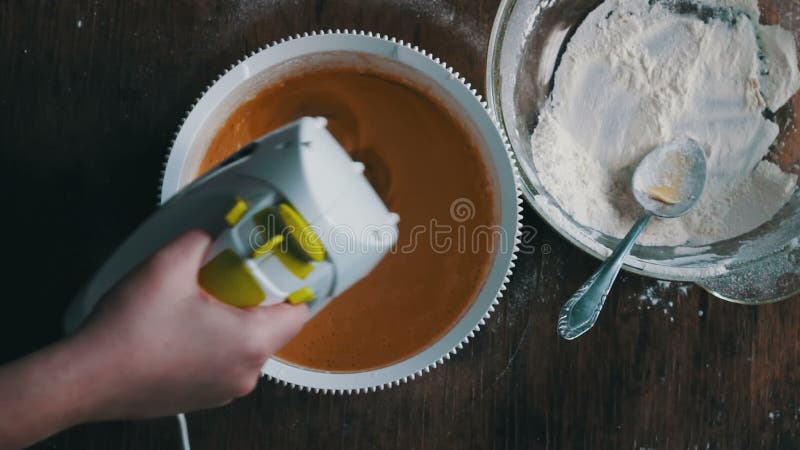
[631,280,698,322]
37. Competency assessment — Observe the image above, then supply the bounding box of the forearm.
[0,231,307,448]
[0,335,109,449]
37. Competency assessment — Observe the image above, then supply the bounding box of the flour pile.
[531,0,800,245]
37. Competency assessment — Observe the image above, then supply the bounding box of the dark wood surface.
[2,0,799,448]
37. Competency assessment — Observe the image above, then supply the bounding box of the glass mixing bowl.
[486,0,800,303]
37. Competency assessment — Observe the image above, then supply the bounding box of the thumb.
[244,302,310,356]
[148,230,212,288]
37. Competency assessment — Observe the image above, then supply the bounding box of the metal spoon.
[557,138,707,340]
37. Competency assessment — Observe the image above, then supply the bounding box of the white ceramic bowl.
[162,31,522,392]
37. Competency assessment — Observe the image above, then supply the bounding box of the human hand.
[72,230,309,420]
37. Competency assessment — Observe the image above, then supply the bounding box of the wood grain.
[1,0,798,448]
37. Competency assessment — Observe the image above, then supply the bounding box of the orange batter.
[199,68,496,371]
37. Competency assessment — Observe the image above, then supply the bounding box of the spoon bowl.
[632,138,707,218]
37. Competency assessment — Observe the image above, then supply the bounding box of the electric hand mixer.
[64,116,399,333]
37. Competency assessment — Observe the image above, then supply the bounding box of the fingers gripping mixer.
[64,117,399,333]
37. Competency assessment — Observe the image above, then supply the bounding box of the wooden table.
[2,0,799,448]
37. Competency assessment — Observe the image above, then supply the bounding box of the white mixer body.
[64,117,399,333]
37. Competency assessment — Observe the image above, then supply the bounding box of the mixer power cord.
[176,413,191,450]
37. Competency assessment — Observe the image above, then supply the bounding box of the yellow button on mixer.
[287,287,315,305]
[198,249,265,307]
[224,197,248,226]
[277,203,326,262]
[251,233,284,258]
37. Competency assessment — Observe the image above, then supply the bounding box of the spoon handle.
[557,213,652,340]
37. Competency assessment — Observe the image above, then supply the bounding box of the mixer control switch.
[287,287,315,305]
[224,197,249,226]
[277,203,326,262]
[198,249,265,307]
[251,233,284,258]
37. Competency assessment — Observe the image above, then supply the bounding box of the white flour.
[531,0,800,246]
